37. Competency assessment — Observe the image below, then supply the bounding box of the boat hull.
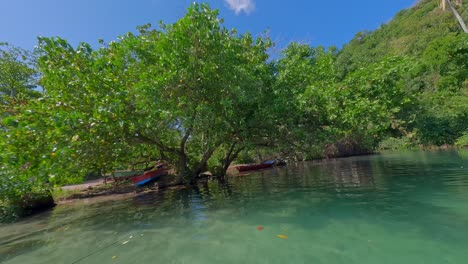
[132,168,167,186]
[236,163,274,172]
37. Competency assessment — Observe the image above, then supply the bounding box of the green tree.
[272,43,345,159]
[1,2,274,203]
[0,42,39,104]
[336,57,416,138]
[0,43,45,213]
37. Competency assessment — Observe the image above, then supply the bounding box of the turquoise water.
[1,151,468,264]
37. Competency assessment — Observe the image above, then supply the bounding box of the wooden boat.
[236,163,274,172]
[105,170,144,183]
[132,166,167,186]
[113,170,144,181]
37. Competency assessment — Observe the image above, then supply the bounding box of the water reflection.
[0,151,467,264]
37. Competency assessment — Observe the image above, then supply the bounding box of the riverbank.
[55,164,249,203]
[56,183,190,206]
[55,148,460,203]
[55,172,189,203]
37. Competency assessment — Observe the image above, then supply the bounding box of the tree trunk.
[175,152,190,184]
[194,147,217,178]
[217,143,243,177]
[220,154,238,176]
[445,0,468,33]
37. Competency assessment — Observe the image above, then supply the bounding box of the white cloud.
[224,0,255,15]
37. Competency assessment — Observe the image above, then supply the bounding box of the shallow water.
[1,151,468,264]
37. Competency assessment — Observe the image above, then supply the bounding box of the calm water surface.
[1,151,468,264]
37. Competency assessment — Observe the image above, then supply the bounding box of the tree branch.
[180,128,191,154]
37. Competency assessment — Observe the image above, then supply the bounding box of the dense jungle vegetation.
[1,0,467,216]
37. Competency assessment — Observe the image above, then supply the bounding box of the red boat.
[132,167,167,186]
[236,163,274,173]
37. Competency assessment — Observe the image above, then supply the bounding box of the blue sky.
[1,0,415,53]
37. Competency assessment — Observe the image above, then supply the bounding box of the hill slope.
[335,0,468,147]
[337,0,467,79]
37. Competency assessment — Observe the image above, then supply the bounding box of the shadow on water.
[0,150,467,263]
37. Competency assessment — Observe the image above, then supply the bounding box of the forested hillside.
[337,0,467,77]
[336,0,468,148]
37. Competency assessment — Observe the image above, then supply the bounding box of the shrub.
[378,137,414,151]
[455,133,468,148]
